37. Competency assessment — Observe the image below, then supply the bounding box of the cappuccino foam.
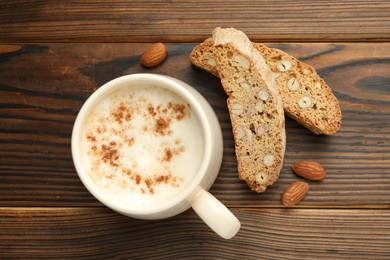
[81,85,204,207]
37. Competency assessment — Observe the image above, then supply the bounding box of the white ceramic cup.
[71,73,240,239]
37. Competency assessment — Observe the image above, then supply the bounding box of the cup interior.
[72,74,213,216]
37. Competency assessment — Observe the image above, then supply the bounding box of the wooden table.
[1,1,390,259]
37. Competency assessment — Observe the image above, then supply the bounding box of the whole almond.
[292,160,326,181]
[140,42,167,68]
[282,181,309,206]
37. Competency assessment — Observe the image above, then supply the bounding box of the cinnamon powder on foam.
[83,86,199,199]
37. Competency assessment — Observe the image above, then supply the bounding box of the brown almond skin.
[292,160,326,181]
[282,181,309,206]
[140,42,167,68]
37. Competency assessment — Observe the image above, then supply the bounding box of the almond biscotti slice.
[191,38,342,135]
[212,27,286,193]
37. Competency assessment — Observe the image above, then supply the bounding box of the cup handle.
[190,189,240,239]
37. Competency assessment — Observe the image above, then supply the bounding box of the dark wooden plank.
[1,208,390,259]
[0,1,389,43]
[0,42,389,207]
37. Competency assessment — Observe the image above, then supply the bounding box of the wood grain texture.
[0,0,389,43]
[0,42,389,208]
[1,2,389,257]
[1,208,390,259]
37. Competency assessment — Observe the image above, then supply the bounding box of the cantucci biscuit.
[212,27,286,192]
[191,38,342,135]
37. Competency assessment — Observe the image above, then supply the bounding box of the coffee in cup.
[81,84,203,207]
